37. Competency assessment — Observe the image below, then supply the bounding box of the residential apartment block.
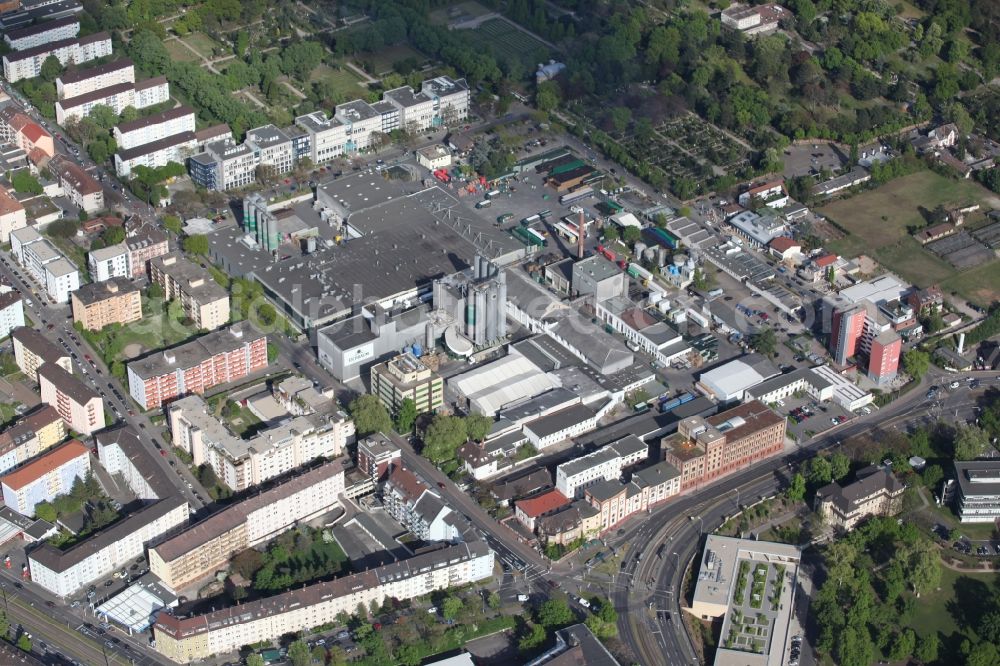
[114,106,196,151]
[0,405,65,476]
[370,352,443,416]
[38,362,104,436]
[555,435,648,499]
[381,463,461,542]
[71,278,142,331]
[0,106,53,160]
[125,221,169,278]
[149,252,230,331]
[583,461,682,534]
[815,465,904,530]
[356,433,401,482]
[29,495,188,597]
[3,16,78,50]
[272,375,337,416]
[152,541,492,662]
[0,286,25,340]
[190,76,469,190]
[662,400,786,490]
[114,130,197,178]
[126,322,267,410]
[87,242,129,282]
[56,76,170,125]
[3,32,112,83]
[9,226,80,304]
[56,58,134,100]
[148,460,346,590]
[48,155,103,213]
[96,426,175,501]
[0,438,89,516]
[0,186,26,243]
[168,394,354,491]
[515,488,570,533]
[11,326,71,378]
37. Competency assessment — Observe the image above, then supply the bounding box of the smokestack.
[577,210,585,259]
[958,332,965,355]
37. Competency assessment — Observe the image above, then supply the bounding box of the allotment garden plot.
[473,18,551,69]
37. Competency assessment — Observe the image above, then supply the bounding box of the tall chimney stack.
[577,209,586,259]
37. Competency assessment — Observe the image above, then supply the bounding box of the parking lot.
[773,394,854,444]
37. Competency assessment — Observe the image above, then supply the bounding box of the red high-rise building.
[830,304,866,366]
[867,331,901,385]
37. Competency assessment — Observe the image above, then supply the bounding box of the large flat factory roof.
[254,186,520,328]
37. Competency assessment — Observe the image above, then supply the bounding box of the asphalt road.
[611,368,995,666]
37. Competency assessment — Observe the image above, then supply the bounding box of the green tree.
[102,226,126,246]
[0,611,7,640]
[465,413,492,442]
[907,539,941,598]
[47,218,78,238]
[396,644,421,666]
[287,638,312,666]
[182,234,209,256]
[88,104,118,130]
[785,472,806,502]
[519,622,547,651]
[965,641,999,666]
[536,80,561,113]
[266,343,278,363]
[602,224,620,242]
[422,413,468,463]
[394,398,417,434]
[537,598,574,628]
[34,501,56,522]
[147,283,164,299]
[39,54,62,82]
[830,452,850,481]
[163,215,183,235]
[622,225,641,244]
[922,464,943,490]
[888,628,916,661]
[749,327,777,357]
[110,361,125,380]
[902,349,930,380]
[442,596,463,620]
[954,425,989,461]
[914,633,939,664]
[348,394,392,436]
[807,456,833,486]
[10,170,42,195]
[16,634,30,652]
[246,655,266,666]
[488,591,501,609]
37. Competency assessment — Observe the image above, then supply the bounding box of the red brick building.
[662,401,786,490]
[126,322,267,409]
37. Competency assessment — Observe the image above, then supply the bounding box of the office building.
[814,465,904,531]
[3,15,78,50]
[0,186,26,243]
[168,394,353,491]
[555,435,648,499]
[28,496,188,597]
[293,110,346,165]
[43,257,79,304]
[369,352,443,416]
[48,155,103,213]
[0,405,65,475]
[56,58,134,100]
[382,464,461,542]
[126,322,267,410]
[187,138,256,191]
[0,286,25,340]
[572,255,627,302]
[71,278,142,331]
[148,460,345,589]
[38,362,104,435]
[0,439,89,516]
[420,76,470,126]
[88,243,129,282]
[149,252,230,331]
[0,106,52,159]
[11,326,70,378]
[950,461,1000,523]
[2,32,111,82]
[689,535,801,666]
[662,401,786,490]
[152,541,492,662]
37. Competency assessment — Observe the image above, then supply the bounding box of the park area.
[905,566,999,657]
[165,38,201,63]
[78,298,196,369]
[360,44,429,75]
[819,170,1000,305]
[473,17,551,69]
[309,64,368,98]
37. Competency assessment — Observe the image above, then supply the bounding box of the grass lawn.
[309,63,367,97]
[181,32,224,59]
[226,404,262,437]
[906,565,998,645]
[941,260,1000,308]
[872,236,957,287]
[82,299,195,365]
[45,235,88,276]
[0,402,18,426]
[363,44,428,74]
[165,39,200,63]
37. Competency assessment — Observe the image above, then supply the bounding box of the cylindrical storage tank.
[412,344,423,357]
[657,246,668,266]
[643,247,656,262]
[425,322,435,350]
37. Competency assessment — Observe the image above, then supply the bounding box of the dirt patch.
[123,343,145,359]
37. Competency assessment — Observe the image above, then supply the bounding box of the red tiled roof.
[769,236,799,253]
[813,254,837,268]
[20,122,49,144]
[386,464,426,502]
[0,187,23,216]
[0,439,88,491]
[27,147,50,165]
[516,489,569,518]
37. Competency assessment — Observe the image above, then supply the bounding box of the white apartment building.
[38,362,104,436]
[168,394,354,491]
[0,287,24,340]
[4,16,79,51]
[133,76,170,108]
[44,258,79,304]
[48,155,103,214]
[0,439,90,516]
[58,76,171,124]
[113,106,196,151]
[294,111,348,164]
[334,101,382,152]
[114,131,196,178]
[382,464,461,543]
[56,58,134,100]
[88,243,129,282]
[28,497,188,597]
[3,33,112,83]
[556,434,649,499]
[0,186,27,244]
[96,426,175,501]
[152,541,492,662]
